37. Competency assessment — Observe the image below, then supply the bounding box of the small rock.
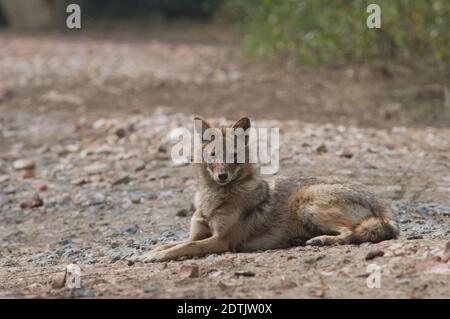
[33,183,48,192]
[407,235,423,240]
[179,264,199,278]
[176,209,188,217]
[0,175,10,184]
[13,158,35,170]
[365,249,385,260]
[108,253,122,264]
[114,127,127,138]
[234,271,256,277]
[59,195,72,206]
[206,254,218,260]
[59,238,74,246]
[22,169,35,179]
[131,195,143,204]
[143,283,159,293]
[134,161,146,172]
[20,195,44,209]
[111,241,121,248]
[418,207,429,214]
[83,163,110,175]
[112,175,131,186]
[50,273,66,289]
[121,226,139,235]
[120,199,131,209]
[72,178,87,186]
[210,270,223,277]
[4,186,15,194]
[396,278,411,285]
[158,144,167,153]
[338,149,354,159]
[314,144,327,153]
[281,280,298,289]
[65,144,80,153]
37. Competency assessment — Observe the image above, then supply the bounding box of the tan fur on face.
[133,118,399,263]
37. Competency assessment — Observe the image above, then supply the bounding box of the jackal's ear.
[231,117,251,131]
[193,117,211,136]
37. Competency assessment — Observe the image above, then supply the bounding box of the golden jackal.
[135,117,398,262]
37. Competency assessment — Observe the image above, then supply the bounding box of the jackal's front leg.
[153,216,211,251]
[139,236,229,262]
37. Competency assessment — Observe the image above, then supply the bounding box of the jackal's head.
[194,117,253,186]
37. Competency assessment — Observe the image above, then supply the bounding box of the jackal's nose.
[218,173,228,182]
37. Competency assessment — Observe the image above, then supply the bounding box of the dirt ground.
[0,25,449,298]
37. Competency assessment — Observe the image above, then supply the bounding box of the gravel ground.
[0,27,449,298]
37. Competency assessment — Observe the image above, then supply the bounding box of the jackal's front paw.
[136,251,169,263]
[306,237,326,246]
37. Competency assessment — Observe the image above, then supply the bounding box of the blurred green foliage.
[221,0,449,68]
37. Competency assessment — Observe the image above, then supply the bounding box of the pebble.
[206,254,218,260]
[131,196,142,204]
[13,158,35,170]
[72,178,87,186]
[4,186,16,194]
[121,226,139,235]
[79,192,105,206]
[20,195,44,209]
[22,169,35,179]
[234,271,256,277]
[112,175,131,186]
[33,183,48,192]
[83,163,110,175]
[0,175,10,184]
[314,144,328,153]
[108,253,122,264]
[59,238,75,246]
[114,127,127,138]
[134,161,146,172]
[338,149,354,158]
[65,144,80,153]
[179,264,199,278]
[396,278,411,285]
[365,249,385,260]
[407,235,423,240]
[176,209,189,217]
[143,283,159,293]
[59,195,72,207]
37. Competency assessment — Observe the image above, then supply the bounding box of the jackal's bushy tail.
[350,216,399,244]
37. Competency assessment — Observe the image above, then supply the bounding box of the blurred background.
[0,0,448,128]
